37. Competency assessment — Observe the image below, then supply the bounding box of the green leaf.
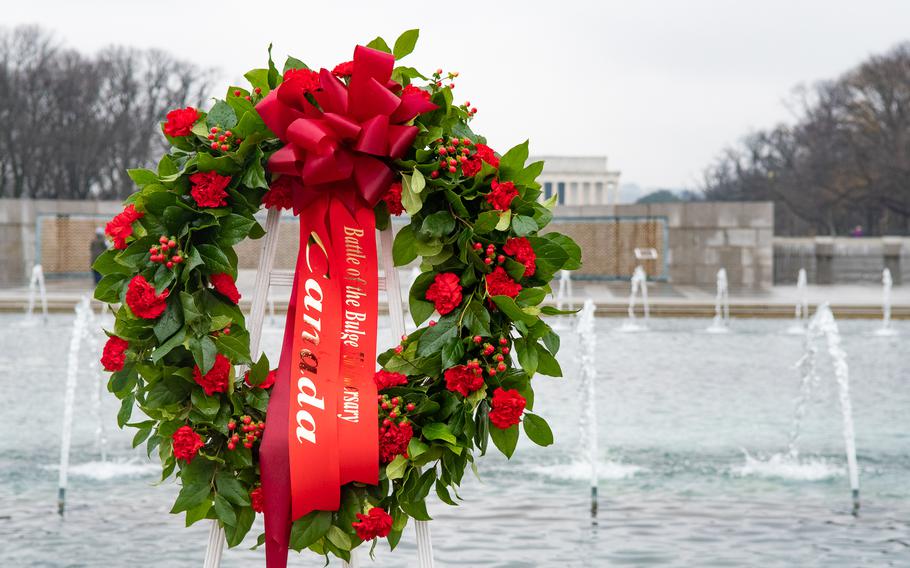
[536,344,563,377]
[386,454,408,480]
[441,336,465,370]
[153,299,183,342]
[393,29,420,60]
[225,507,255,548]
[495,209,512,232]
[197,244,234,276]
[392,225,418,266]
[544,232,582,270]
[491,295,537,325]
[213,494,237,526]
[189,335,218,374]
[435,480,458,506]
[473,210,500,234]
[206,101,238,130]
[289,510,332,551]
[401,171,424,215]
[217,214,256,247]
[247,353,270,387]
[421,422,457,444]
[215,330,252,363]
[326,525,352,550]
[180,291,202,325]
[420,211,455,238]
[171,481,211,513]
[489,423,519,458]
[127,168,158,187]
[282,55,308,73]
[499,140,529,179]
[216,472,250,506]
[366,36,391,53]
[191,388,220,418]
[94,273,128,303]
[523,413,554,446]
[117,394,134,427]
[416,315,458,357]
[511,214,538,236]
[515,338,539,376]
[462,301,491,336]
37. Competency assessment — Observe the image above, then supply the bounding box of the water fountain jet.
[620,266,649,332]
[58,296,94,515]
[25,264,49,324]
[786,268,809,334]
[576,299,598,518]
[874,268,897,336]
[706,268,730,333]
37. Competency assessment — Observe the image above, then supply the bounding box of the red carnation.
[485,266,522,298]
[461,143,499,177]
[402,84,431,101]
[250,486,265,513]
[352,507,394,541]
[485,179,518,211]
[425,272,462,315]
[163,107,199,137]
[262,176,294,210]
[503,237,536,277]
[282,68,321,93]
[172,425,205,462]
[379,421,413,464]
[193,353,232,396]
[332,61,353,77]
[245,368,277,389]
[189,171,231,208]
[444,364,484,397]
[125,275,168,319]
[100,336,129,372]
[210,272,241,304]
[374,370,408,391]
[488,387,526,429]
[104,204,144,250]
[383,182,404,216]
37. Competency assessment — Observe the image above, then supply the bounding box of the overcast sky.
[5,0,910,191]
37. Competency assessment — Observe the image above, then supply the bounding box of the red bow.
[256,45,437,207]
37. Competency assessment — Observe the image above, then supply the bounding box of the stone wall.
[0,198,775,289]
[774,236,910,285]
[553,202,774,289]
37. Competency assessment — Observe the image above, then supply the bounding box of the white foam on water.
[45,459,158,480]
[733,452,843,481]
[533,459,646,482]
[618,321,648,333]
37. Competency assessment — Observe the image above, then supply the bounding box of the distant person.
[850,225,864,237]
[91,227,107,284]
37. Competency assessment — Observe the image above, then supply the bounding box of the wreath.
[94,29,581,563]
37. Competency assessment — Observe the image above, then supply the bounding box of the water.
[2,314,909,566]
[555,269,574,312]
[705,268,730,334]
[25,264,48,324]
[876,269,897,337]
[621,265,649,332]
[786,268,810,335]
[575,300,599,516]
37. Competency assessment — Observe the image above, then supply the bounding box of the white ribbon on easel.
[202,209,434,567]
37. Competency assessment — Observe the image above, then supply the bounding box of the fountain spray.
[621,266,649,331]
[875,268,896,336]
[26,264,49,324]
[707,268,730,333]
[58,296,94,515]
[556,269,574,312]
[809,303,861,514]
[576,299,598,517]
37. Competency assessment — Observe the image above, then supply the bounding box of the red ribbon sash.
[256,44,437,568]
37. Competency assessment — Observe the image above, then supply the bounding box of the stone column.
[814,237,835,284]
[883,237,903,285]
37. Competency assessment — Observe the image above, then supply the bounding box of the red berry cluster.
[213,325,231,338]
[207,126,243,153]
[393,333,407,354]
[430,136,475,179]
[226,415,264,451]
[429,68,457,92]
[150,236,183,269]
[469,336,510,376]
[473,241,505,267]
[377,393,416,436]
[460,99,478,118]
[232,86,263,102]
